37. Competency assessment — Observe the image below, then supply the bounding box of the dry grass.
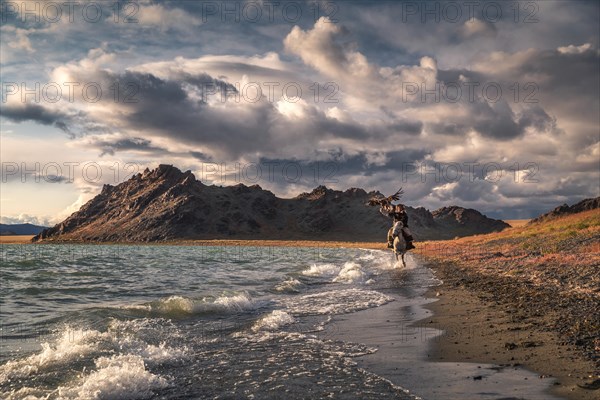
[419,209,599,253]
[416,209,600,371]
[503,219,530,227]
[0,235,35,244]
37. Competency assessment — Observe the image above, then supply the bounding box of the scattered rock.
[577,379,600,390]
[505,342,518,350]
[522,341,542,348]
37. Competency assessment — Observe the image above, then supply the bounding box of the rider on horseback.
[381,204,415,250]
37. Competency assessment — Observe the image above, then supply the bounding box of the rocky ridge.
[34,164,510,242]
[529,197,600,224]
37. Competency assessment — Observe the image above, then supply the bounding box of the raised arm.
[379,205,393,218]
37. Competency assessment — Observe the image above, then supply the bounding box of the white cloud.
[136,3,202,31]
[557,43,592,54]
[284,17,440,114]
[461,19,497,39]
[0,26,34,52]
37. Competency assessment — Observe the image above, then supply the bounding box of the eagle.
[366,187,404,207]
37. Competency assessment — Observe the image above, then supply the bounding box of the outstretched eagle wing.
[366,187,403,207]
[388,187,404,203]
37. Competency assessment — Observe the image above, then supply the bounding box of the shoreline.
[1,236,388,249]
[0,216,528,246]
[324,254,565,399]
[0,235,36,244]
[4,235,597,398]
[414,258,599,400]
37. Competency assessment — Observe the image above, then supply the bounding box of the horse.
[391,221,407,267]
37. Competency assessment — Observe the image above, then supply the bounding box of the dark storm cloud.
[388,120,423,136]
[122,86,275,157]
[471,100,524,140]
[46,62,429,159]
[92,137,164,157]
[189,151,213,162]
[427,122,469,136]
[517,106,557,134]
[0,103,72,134]
[258,148,430,182]
[350,0,599,64]
[476,48,599,137]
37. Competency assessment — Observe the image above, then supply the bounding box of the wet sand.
[413,209,600,400]
[324,254,564,400]
[414,284,598,400]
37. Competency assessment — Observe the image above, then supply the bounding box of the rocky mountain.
[33,164,509,242]
[528,196,600,224]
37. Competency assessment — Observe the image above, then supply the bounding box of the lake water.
[0,244,561,399]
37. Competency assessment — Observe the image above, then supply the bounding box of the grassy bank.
[0,235,35,244]
[415,209,600,377]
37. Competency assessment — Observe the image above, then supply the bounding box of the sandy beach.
[414,280,598,400]
[414,210,600,399]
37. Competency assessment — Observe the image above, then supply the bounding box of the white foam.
[105,319,187,365]
[213,293,254,312]
[357,252,376,260]
[154,295,196,314]
[302,261,371,285]
[301,263,340,278]
[251,310,295,332]
[332,261,366,284]
[1,386,46,400]
[0,320,185,399]
[274,277,302,293]
[368,250,399,271]
[282,288,394,316]
[127,293,256,316]
[57,354,169,399]
[0,328,104,382]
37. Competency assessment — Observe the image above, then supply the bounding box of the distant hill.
[33,164,509,243]
[0,223,47,235]
[529,197,600,224]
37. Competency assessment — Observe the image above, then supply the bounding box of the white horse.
[391,221,407,267]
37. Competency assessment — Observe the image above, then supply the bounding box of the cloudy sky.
[1,0,599,224]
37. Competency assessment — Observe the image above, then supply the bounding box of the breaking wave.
[123,293,257,317]
[0,319,186,400]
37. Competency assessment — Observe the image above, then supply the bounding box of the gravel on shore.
[414,210,600,399]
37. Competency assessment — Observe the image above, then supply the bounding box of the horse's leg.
[401,253,405,268]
